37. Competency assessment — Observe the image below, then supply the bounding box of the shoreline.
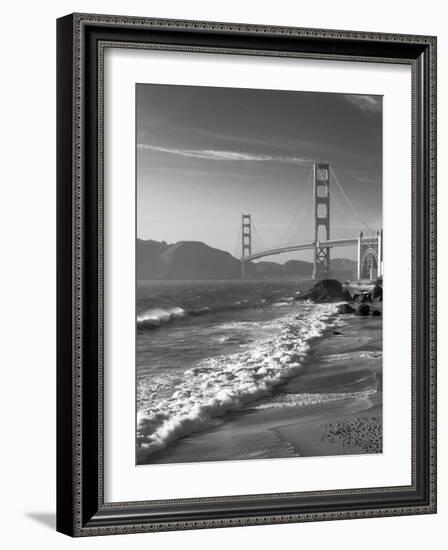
[141,308,382,465]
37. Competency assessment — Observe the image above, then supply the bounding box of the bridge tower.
[241,214,252,278]
[312,163,331,279]
[357,229,383,280]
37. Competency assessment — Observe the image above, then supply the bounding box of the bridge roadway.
[243,236,379,262]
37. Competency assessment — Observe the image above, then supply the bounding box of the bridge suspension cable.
[271,165,314,249]
[328,184,345,219]
[329,166,375,235]
[251,219,270,253]
[327,180,359,240]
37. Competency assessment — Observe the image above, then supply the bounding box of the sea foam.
[250,389,377,410]
[137,303,338,458]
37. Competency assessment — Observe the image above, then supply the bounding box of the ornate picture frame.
[57,13,437,536]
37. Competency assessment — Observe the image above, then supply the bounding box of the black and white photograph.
[50,6,438,540]
[135,84,383,465]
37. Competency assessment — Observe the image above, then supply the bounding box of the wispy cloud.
[137,143,314,165]
[138,216,240,227]
[344,95,382,115]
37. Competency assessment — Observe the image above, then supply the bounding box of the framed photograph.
[57,13,437,536]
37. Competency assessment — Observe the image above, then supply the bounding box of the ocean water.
[136,279,344,460]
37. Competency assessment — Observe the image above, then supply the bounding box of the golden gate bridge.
[235,163,382,280]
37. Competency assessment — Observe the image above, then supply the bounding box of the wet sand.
[148,311,382,464]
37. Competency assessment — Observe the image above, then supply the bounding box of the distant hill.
[137,239,357,280]
[330,258,357,280]
[137,239,241,280]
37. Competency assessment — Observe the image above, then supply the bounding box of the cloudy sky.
[136,84,382,261]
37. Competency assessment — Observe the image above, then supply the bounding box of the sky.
[136,84,382,262]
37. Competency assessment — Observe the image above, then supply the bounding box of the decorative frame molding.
[57,13,437,537]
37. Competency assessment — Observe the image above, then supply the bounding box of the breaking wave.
[137,303,338,458]
[137,307,186,328]
[137,293,304,330]
[136,298,292,329]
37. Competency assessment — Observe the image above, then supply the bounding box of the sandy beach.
[147,308,382,464]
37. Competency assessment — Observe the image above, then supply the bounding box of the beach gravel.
[320,416,382,453]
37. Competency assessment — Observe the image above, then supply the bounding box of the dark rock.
[371,309,381,317]
[296,279,345,303]
[342,289,352,301]
[337,303,355,314]
[333,330,343,335]
[316,279,344,297]
[371,283,383,302]
[355,303,370,316]
[354,292,372,304]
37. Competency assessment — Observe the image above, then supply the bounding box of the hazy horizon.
[136,84,382,262]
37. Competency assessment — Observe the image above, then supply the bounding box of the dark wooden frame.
[57,13,437,537]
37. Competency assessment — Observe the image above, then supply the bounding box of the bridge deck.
[244,237,378,262]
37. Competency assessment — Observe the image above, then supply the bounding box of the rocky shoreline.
[296,277,383,317]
